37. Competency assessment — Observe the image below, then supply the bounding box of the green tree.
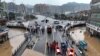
[54,13,59,19]
[60,14,66,20]
[7,12,15,20]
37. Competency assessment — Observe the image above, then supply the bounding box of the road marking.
[58,32,62,42]
[45,31,47,56]
[33,38,39,49]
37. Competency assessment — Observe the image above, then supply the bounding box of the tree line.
[54,13,89,21]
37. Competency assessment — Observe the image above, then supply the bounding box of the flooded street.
[85,32,100,56]
[8,28,26,54]
[70,28,85,44]
[0,28,26,56]
[70,27,100,56]
[0,41,12,56]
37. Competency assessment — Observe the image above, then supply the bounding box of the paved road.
[32,27,83,56]
[33,30,46,54]
[28,15,83,56]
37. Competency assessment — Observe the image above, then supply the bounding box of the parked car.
[17,21,24,27]
[41,19,49,23]
[6,21,17,26]
[41,20,45,22]
[56,25,63,31]
[6,21,24,27]
[54,21,60,24]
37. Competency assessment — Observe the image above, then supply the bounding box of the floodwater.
[0,28,26,56]
[70,27,100,56]
[85,32,100,56]
[69,27,86,44]
[8,28,26,54]
[0,41,12,56]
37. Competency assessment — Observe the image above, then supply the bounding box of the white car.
[6,21,24,27]
[54,21,60,24]
[6,21,18,26]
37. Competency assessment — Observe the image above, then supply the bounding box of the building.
[86,0,100,36]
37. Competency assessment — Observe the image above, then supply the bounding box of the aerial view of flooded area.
[0,0,100,56]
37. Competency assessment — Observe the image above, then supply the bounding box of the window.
[91,13,100,19]
[90,21,100,27]
[92,2,100,9]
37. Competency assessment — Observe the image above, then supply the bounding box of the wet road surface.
[33,30,47,54]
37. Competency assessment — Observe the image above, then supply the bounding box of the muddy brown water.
[70,27,100,56]
[0,28,26,56]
